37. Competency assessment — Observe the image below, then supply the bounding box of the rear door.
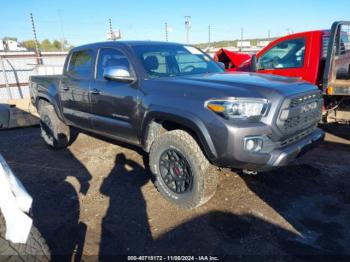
[60,49,94,129]
[89,47,140,144]
[257,36,309,80]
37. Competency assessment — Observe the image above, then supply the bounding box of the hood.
[161,72,318,100]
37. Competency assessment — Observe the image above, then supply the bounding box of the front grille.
[278,125,316,147]
[276,91,323,136]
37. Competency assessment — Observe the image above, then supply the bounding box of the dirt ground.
[0,124,350,260]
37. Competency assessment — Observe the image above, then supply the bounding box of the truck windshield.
[132,44,224,78]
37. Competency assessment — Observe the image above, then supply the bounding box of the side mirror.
[103,66,135,82]
[250,54,258,72]
[217,62,226,70]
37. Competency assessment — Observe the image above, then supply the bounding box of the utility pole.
[58,10,65,51]
[208,25,211,48]
[30,13,42,64]
[109,18,115,41]
[184,16,191,44]
[240,27,244,51]
[165,23,169,42]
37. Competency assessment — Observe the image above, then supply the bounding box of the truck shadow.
[99,153,152,258]
[319,123,350,141]
[240,140,350,255]
[98,153,310,259]
[0,127,91,261]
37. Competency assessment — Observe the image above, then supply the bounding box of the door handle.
[89,88,100,95]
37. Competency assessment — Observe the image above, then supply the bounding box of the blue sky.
[1,0,350,45]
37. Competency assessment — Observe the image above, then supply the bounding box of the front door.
[257,37,307,79]
[60,49,94,129]
[90,47,140,144]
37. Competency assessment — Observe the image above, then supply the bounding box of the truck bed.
[29,75,64,104]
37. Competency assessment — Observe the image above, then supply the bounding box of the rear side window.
[68,50,93,79]
[259,38,306,69]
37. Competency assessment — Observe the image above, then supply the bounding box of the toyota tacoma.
[30,41,324,208]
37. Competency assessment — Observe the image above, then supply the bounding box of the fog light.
[244,137,263,152]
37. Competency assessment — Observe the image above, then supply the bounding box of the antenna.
[30,13,42,64]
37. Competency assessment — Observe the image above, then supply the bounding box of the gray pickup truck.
[30,41,324,208]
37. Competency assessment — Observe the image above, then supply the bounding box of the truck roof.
[71,40,184,52]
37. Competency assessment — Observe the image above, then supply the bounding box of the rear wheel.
[38,100,77,149]
[0,212,50,261]
[149,130,218,209]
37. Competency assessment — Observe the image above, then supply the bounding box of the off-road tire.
[38,100,77,149]
[0,212,50,261]
[149,130,218,209]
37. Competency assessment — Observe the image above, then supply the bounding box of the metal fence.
[0,52,67,100]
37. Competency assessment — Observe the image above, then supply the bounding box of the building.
[237,41,251,48]
[0,40,27,52]
[257,40,271,48]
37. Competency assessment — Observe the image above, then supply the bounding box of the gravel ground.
[0,124,349,260]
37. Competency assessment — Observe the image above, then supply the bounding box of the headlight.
[205,98,269,120]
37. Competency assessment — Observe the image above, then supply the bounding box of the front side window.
[96,48,133,80]
[259,38,306,70]
[132,44,224,79]
[68,50,93,78]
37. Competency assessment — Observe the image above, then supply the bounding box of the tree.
[41,39,53,51]
[21,38,73,52]
[53,40,62,51]
[21,40,39,51]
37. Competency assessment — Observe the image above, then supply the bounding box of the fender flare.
[35,92,65,122]
[141,107,218,161]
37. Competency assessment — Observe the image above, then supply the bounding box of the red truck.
[215,21,350,122]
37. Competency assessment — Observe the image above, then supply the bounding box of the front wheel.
[0,212,50,261]
[149,130,218,209]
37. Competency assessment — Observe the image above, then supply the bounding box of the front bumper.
[212,123,324,171]
[265,128,324,169]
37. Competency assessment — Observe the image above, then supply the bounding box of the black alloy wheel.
[159,149,193,194]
